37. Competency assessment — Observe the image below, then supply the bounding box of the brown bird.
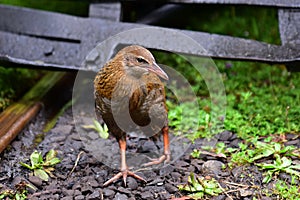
[94,45,171,186]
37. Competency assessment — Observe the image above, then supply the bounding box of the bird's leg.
[143,126,171,166]
[103,137,146,187]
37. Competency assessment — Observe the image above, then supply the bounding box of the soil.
[0,73,299,200]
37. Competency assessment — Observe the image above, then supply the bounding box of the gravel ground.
[0,75,299,200]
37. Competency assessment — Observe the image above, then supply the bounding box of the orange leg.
[103,137,146,186]
[143,126,171,166]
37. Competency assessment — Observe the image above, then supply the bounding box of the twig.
[216,181,233,200]
[68,151,84,176]
[222,180,251,188]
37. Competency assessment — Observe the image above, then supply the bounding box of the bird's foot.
[103,169,146,187]
[142,153,171,167]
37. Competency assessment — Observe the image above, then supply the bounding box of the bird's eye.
[136,57,148,64]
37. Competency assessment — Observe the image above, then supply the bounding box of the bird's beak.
[148,62,169,80]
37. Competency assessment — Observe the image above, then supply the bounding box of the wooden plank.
[0,4,299,71]
[167,0,300,8]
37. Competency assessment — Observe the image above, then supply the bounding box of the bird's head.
[117,45,168,80]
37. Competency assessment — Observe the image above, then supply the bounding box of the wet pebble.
[160,165,175,176]
[229,138,241,148]
[81,185,93,195]
[212,194,226,200]
[202,160,224,176]
[87,177,100,187]
[218,130,233,141]
[61,196,73,200]
[117,187,131,194]
[62,189,74,196]
[28,175,43,188]
[74,195,85,200]
[103,188,115,198]
[164,183,177,194]
[74,190,82,196]
[127,177,138,190]
[137,141,158,153]
[87,190,101,200]
[231,166,243,180]
[140,191,153,199]
[114,192,128,200]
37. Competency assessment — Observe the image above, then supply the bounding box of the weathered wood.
[0,72,65,153]
[0,2,299,71]
[167,0,300,8]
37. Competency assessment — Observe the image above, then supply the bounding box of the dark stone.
[66,181,75,189]
[202,160,224,176]
[62,189,74,196]
[55,173,67,180]
[114,192,128,200]
[159,165,174,176]
[140,191,153,199]
[147,177,164,186]
[75,195,85,200]
[160,192,171,199]
[229,133,238,140]
[74,190,82,196]
[229,139,242,148]
[87,177,100,187]
[170,172,181,181]
[87,190,100,200]
[175,160,190,168]
[28,176,43,187]
[72,183,82,190]
[52,194,60,200]
[11,141,22,151]
[103,188,115,197]
[45,181,58,190]
[61,197,73,200]
[117,187,131,194]
[285,140,299,146]
[52,125,73,135]
[81,185,93,195]
[50,136,67,142]
[164,183,178,193]
[231,166,243,180]
[219,130,233,141]
[127,177,138,190]
[211,195,226,200]
[11,176,24,186]
[138,141,157,153]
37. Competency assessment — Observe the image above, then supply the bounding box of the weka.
[94,45,170,186]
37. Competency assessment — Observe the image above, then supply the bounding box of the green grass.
[219,61,300,138]
[152,5,299,139]
[187,5,281,44]
[0,67,41,112]
[0,0,89,16]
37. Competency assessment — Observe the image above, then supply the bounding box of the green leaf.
[30,151,43,168]
[93,119,109,139]
[82,119,109,139]
[19,162,33,170]
[45,149,57,162]
[290,164,300,170]
[46,157,61,166]
[262,172,273,183]
[274,142,281,152]
[280,157,292,168]
[34,169,49,181]
[284,168,300,177]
